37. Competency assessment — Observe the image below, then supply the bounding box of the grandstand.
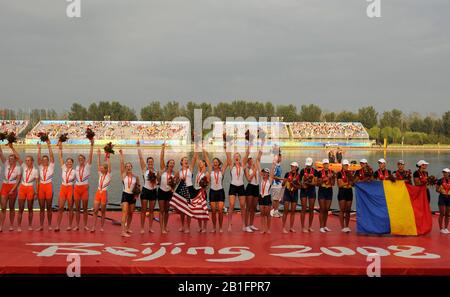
[26,120,190,145]
[0,120,29,143]
[212,121,371,147]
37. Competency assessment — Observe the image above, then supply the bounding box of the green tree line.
[1,102,450,144]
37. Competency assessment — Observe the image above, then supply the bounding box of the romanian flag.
[355,181,432,235]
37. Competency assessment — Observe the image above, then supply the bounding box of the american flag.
[170,181,209,220]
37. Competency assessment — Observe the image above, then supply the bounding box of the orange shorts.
[95,190,108,204]
[1,183,18,198]
[18,185,35,200]
[38,183,53,200]
[74,184,89,202]
[59,184,73,201]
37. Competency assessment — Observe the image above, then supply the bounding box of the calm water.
[7,148,450,211]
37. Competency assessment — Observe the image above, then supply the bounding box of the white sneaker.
[440,229,447,234]
[250,225,259,231]
[324,227,332,232]
[347,227,352,233]
[341,228,347,233]
[320,228,326,233]
[445,228,450,234]
[244,226,254,233]
[270,209,275,217]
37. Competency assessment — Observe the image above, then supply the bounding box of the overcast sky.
[1,0,449,115]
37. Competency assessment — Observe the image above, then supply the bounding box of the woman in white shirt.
[204,149,229,233]
[158,143,178,234]
[55,142,76,232]
[119,149,140,237]
[137,140,158,234]
[17,154,39,232]
[91,148,111,232]
[36,140,55,231]
[0,143,22,232]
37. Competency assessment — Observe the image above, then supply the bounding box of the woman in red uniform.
[337,160,354,233]
[373,158,391,180]
[91,148,111,232]
[414,160,431,202]
[0,143,22,232]
[436,168,450,234]
[37,140,55,231]
[17,155,39,232]
[55,141,76,232]
[316,159,335,233]
[299,157,317,233]
[73,138,94,231]
[282,162,300,233]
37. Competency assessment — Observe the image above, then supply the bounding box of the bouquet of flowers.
[0,132,7,142]
[58,133,69,143]
[37,132,49,142]
[167,176,177,190]
[427,175,437,186]
[85,128,95,140]
[147,171,157,183]
[104,142,115,155]
[6,132,17,144]
[388,174,397,183]
[132,181,142,196]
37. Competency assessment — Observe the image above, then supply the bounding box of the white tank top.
[21,164,39,186]
[160,171,175,192]
[75,163,91,186]
[3,162,21,184]
[193,170,206,190]
[179,167,193,187]
[260,177,271,197]
[39,163,55,184]
[98,172,111,192]
[143,169,158,190]
[210,170,223,191]
[123,175,136,194]
[61,165,76,186]
[230,164,244,186]
[247,167,259,185]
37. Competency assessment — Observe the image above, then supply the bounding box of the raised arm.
[203,148,211,174]
[107,152,111,174]
[137,140,146,173]
[190,151,198,171]
[119,149,125,178]
[47,140,54,163]
[269,161,276,184]
[0,146,5,163]
[37,143,42,166]
[57,142,64,166]
[87,138,94,165]
[96,148,101,170]
[160,142,166,171]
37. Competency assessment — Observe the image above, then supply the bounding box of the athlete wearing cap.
[0,143,22,232]
[337,159,354,233]
[373,158,391,181]
[393,160,412,184]
[315,159,335,233]
[436,168,450,234]
[282,161,300,233]
[354,159,373,183]
[414,160,431,202]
